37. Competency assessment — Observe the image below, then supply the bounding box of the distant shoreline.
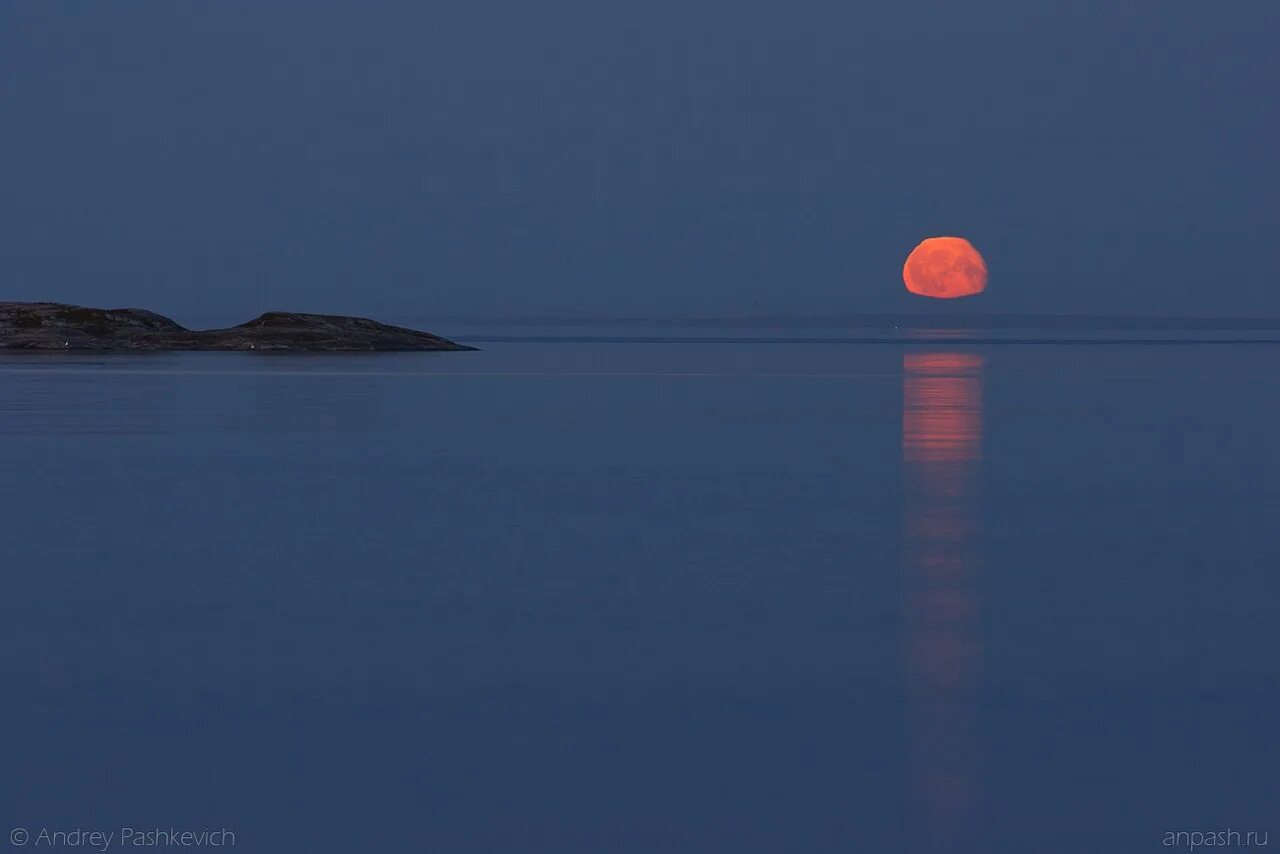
[0,302,475,352]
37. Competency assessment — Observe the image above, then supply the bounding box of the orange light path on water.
[902,352,985,852]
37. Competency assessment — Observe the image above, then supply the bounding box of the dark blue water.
[1,339,1276,852]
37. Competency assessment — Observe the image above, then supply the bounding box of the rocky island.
[0,302,475,352]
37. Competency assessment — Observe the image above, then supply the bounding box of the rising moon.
[903,237,987,299]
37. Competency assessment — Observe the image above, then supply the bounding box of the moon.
[903,237,987,299]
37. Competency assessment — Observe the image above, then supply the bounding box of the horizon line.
[420,312,1280,330]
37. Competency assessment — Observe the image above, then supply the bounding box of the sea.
[2,321,1277,853]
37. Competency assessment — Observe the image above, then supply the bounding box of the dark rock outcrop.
[0,303,475,352]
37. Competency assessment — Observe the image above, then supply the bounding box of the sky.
[2,1,1277,323]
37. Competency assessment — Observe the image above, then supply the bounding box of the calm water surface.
[1,337,1277,852]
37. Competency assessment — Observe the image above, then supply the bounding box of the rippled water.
[1,337,1277,852]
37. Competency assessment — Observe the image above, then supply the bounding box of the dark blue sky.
[3,1,1276,322]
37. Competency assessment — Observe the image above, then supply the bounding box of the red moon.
[903,237,987,299]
